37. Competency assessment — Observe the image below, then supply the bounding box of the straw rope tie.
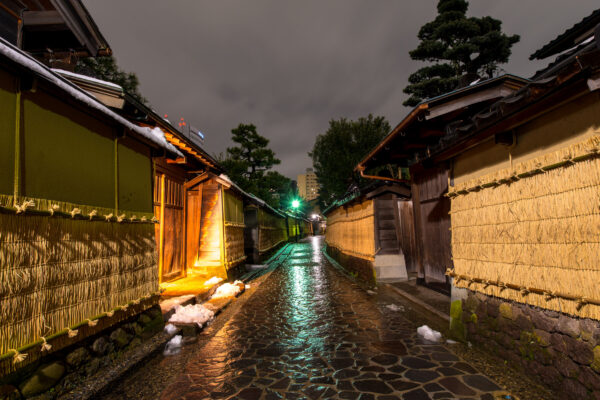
[544,291,556,301]
[67,328,78,338]
[48,204,59,216]
[8,349,27,364]
[70,208,81,218]
[117,214,126,223]
[40,337,51,352]
[151,216,159,223]
[106,310,115,318]
[89,210,98,220]
[15,200,35,214]
[105,213,114,221]
[141,216,147,222]
[87,319,98,327]
[576,297,588,311]
[520,287,529,296]
[130,215,137,222]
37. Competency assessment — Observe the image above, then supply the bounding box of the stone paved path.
[160,236,507,400]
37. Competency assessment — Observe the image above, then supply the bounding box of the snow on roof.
[51,68,124,91]
[0,38,181,157]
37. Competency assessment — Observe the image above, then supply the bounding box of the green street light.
[292,199,300,209]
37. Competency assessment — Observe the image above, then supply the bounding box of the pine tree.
[403,0,519,107]
[220,124,290,208]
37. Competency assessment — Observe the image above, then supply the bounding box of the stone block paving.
[160,237,507,400]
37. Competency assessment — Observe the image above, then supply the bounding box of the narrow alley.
[101,236,535,400]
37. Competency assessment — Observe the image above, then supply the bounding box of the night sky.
[83,1,598,179]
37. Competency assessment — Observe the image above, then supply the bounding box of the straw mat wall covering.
[325,200,375,261]
[0,213,158,374]
[224,226,246,267]
[223,190,245,267]
[449,135,600,320]
[258,209,287,253]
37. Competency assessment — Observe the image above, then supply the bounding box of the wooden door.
[412,166,452,290]
[155,173,185,282]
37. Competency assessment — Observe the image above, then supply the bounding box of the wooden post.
[13,83,20,203]
[158,174,166,283]
[219,186,226,272]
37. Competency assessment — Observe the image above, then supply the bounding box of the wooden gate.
[154,168,185,283]
[411,165,452,291]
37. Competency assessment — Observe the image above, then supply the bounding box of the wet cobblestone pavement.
[160,237,510,400]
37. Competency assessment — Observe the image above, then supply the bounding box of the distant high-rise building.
[297,168,319,201]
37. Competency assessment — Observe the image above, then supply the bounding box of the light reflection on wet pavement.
[160,236,506,400]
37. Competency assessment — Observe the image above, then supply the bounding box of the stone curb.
[383,283,451,322]
[60,328,181,400]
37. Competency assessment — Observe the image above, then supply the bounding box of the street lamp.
[292,199,300,209]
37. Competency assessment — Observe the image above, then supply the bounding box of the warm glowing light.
[311,213,318,220]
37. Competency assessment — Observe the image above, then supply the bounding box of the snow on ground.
[417,325,442,342]
[164,324,178,335]
[386,304,405,312]
[163,335,183,356]
[204,276,223,286]
[168,304,214,327]
[211,281,244,299]
[247,264,267,271]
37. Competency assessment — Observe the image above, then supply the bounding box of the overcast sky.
[83,1,598,180]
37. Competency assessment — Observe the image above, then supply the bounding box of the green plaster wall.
[118,138,152,213]
[22,90,115,208]
[0,69,16,196]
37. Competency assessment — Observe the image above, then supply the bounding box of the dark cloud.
[83,0,598,179]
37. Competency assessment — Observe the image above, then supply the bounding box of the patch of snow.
[211,281,243,299]
[168,304,214,327]
[366,290,376,295]
[0,38,181,157]
[386,304,405,312]
[446,339,458,344]
[164,323,178,335]
[163,335,183,356]
[247,264,267,271]
[52,68,123,90]
[417,325,442,343]
[204,276,223,286]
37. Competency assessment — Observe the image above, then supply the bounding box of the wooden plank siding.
[411,165,452,289]
[374,196,401,255]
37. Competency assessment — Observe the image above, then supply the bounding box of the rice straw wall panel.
[450,135,600,320]
[325,200,375,261]
[223,190,245,267]
[258,209,287,253]
[0,214,158,371]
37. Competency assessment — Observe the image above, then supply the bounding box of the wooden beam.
[404,143,427,150]
[166,157,186,164]
[421,129,446,138]
[22,10,64,26]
